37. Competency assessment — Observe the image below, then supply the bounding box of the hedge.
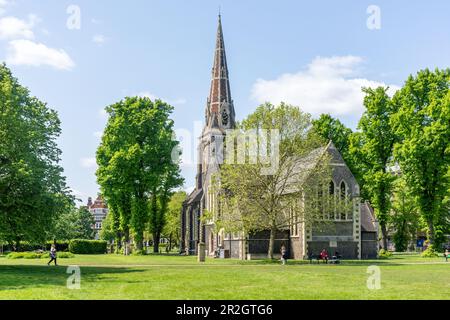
[0,241,70,252]
[69,239,107,254]
[6,252,75,259]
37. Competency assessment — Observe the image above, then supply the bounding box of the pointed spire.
[206,14,234,128]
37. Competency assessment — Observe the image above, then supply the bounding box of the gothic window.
[329,181,335,220]
[222,109,229,126]
[340,181,347,220]
[340,181,347,199]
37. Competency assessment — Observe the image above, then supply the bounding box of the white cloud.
[80,157,97,169]
[0,0,11,15]
[6,39,75,70]
[251,55,399,117]
[137,91,187,105]
[92,34,106,45]
[0,14,39,40]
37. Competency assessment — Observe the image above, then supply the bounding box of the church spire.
[206,14,235,129]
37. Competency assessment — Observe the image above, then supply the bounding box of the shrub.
[1,241,70,252]
[46,241,70,252]
[378,249,393,259]
[131,249,147,256]
[6,251,75,259]
[69,239,107,254]
[421,245,440,258]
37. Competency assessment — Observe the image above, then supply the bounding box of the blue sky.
[1,0,449,204]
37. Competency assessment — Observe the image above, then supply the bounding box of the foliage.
[50,206,95,241]
[377,249,393,259]
[0,64,73,246]
[6,251,74,259]
[96,97,183,252]
[349,87,398,249]
[162,191,186,251]
[214,102,350,259]
[391,69,450,246]
[421,245,440,258]
[311,114,359,177]
[390,178,422,252]
[99,211,116,242]
[69,239,107,254]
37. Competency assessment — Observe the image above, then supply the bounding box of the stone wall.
[307,241,358,259]
[361,240,378,259]
[248,230,290,255]
[312,221,353,237]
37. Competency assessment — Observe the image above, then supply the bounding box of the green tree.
[0,64,71,248]
[96,97,183,252]
[349,87,398,249]
[390,178,422,252]
[391,69,450,246]
[51,206,95,240]
[312,114,353,159]
[100,211,116,243]
[162,191,187,251]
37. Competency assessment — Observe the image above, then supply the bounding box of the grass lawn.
[0,253,448,300]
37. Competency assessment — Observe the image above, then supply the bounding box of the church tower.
[195,14,236,193]
[182,14,235,256]
[205,14,236,130]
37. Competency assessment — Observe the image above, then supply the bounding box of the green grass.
[0,253,448,300]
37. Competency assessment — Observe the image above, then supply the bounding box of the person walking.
[47,244,57,266]
[280,244,287,265]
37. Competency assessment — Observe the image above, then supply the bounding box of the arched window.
[340,181,348,220]
[340,181,347,199]
[329,181,335,195]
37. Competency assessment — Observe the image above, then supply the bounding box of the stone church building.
[181,15,378,260]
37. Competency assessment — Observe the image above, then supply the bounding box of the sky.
[1,0,449,205]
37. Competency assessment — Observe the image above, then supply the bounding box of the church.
[180,15,378,260]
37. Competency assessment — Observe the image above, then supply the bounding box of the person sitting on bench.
[330,251,341,264]
[320,249,329,264]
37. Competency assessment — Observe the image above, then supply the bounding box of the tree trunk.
[123,229,130,255]
[268,227,276,259]
[427,219,435,245]
[380,223,388,250]
[153,232,160,253]
[168,233,173,252]
[135,236,143,251]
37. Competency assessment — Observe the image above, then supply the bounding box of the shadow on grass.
[0,265,146,292]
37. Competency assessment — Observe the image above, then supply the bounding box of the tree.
[96,97,183,252]
[100,211,116,243]
[349,87,398,250]
[214,103,343,259]
[162,191,187,252]
[0,64,71,247]
[391,69,450,247]
[312,114,353,159]
[390,178,422,252]
[51,206,95,240]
